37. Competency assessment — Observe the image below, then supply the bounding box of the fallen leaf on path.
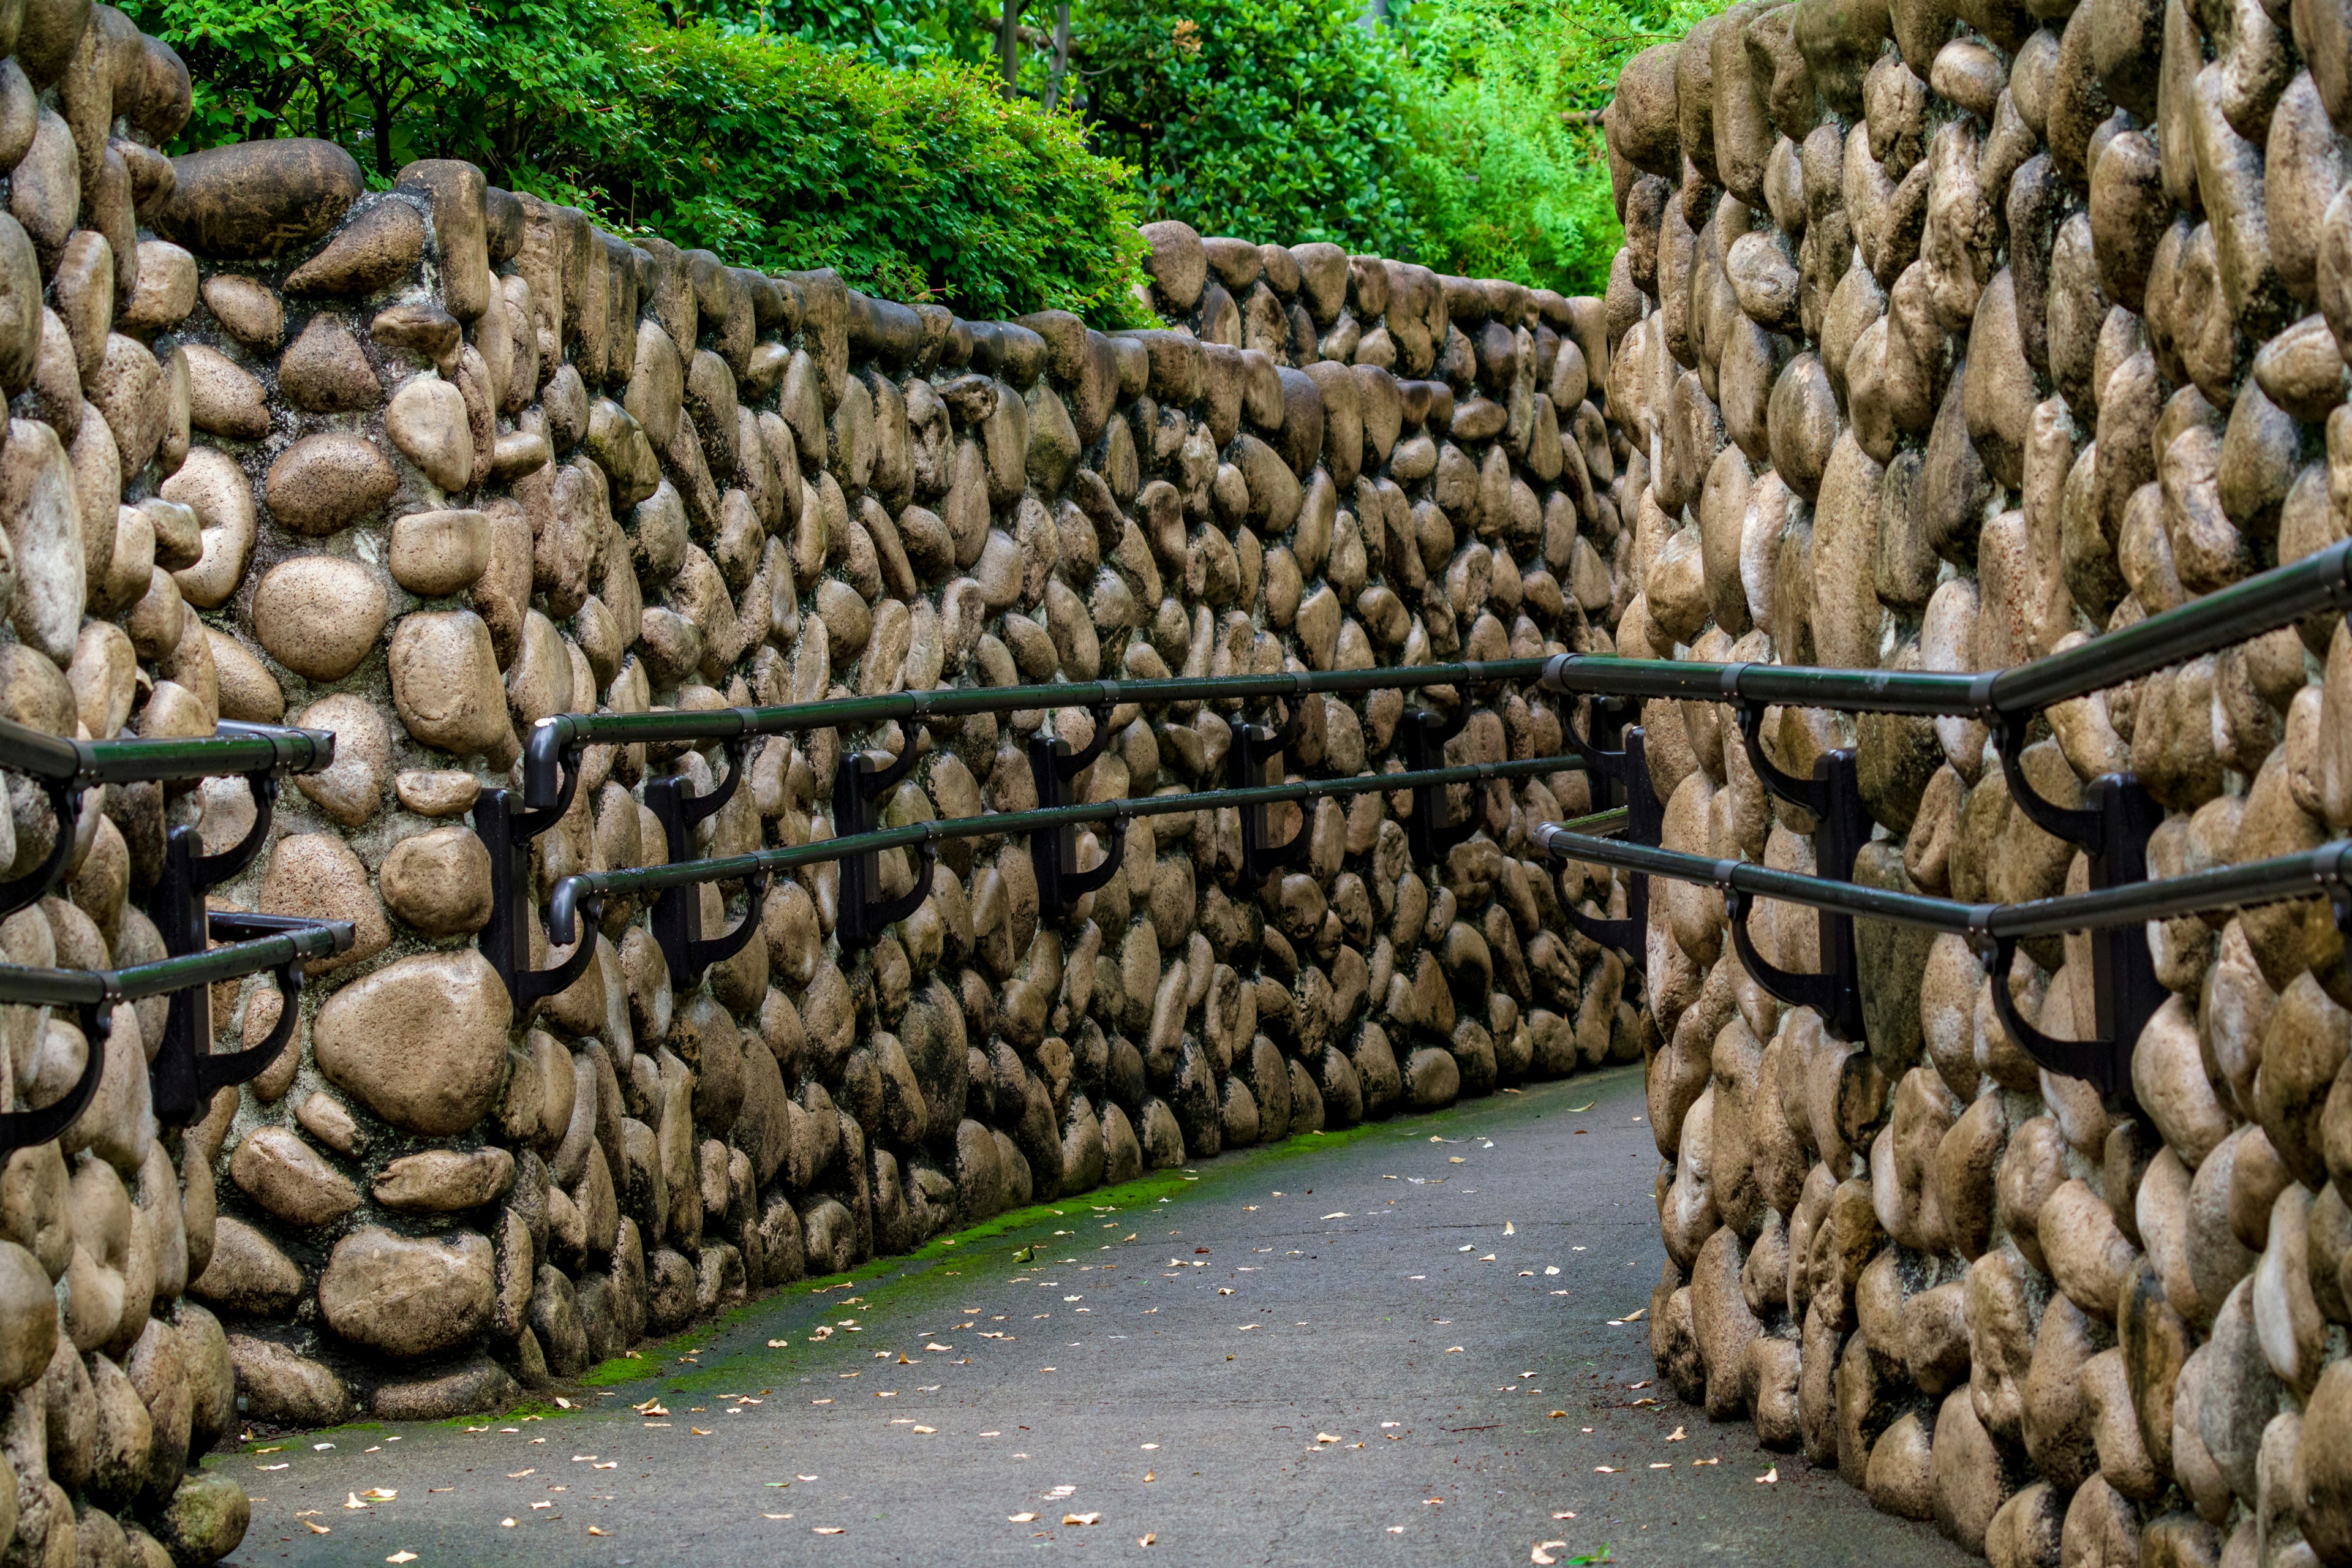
[344,1494,370,1510]
[1593,1466,1619,1474]
[1534,1543,1568,1564]
[1620,1308,1647,1322]
[1504,1222,1515,1235]
[386,1555,416,1564]
[1445,1346,1464,1353]
[1139,1532,1156,1546]
[1063,1512,1100,1525]
[1549,1411,1567,1419]
[587,1526,609,1536]
[304,1522,330,1535]
[763,1512,793,1520]
[913,1426,937,1433]
[1649,1462,1672,1469]
[1315,1433,1341,1443]
[1665,1427,1686,1442]
[502,1518,516,1527]
[1010,1513,1039,1523]
[1757,1468,1778,1484]
[813,1526,845,1534]
[256,1463,288,1471]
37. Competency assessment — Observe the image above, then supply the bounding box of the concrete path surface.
[224,1066,1971,1566]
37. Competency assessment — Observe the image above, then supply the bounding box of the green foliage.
[1072,0,1429,258]
[685,0,993,72]
[123,0,1150,323]
[1387,0,1726,298]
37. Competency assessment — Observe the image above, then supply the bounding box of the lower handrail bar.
[546,754,1585,952]
[1531,821,2352,1102]
[0,915,352,1153]
[1529,824,1993,935]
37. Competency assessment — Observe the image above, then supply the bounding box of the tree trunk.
[997,0,1022,98]
[1042,2,1072,113]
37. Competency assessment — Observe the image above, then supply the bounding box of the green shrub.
[124,0,1151,323]
[1073,0,1428,258]
[1390,0,1728,298]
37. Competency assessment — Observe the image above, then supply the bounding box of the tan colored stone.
[386,374,473,491]
[394,769,479,818]
[387,508,490,597]
[317,1225,492,1356]
[277,313,380,412]
[388,609,514,759]
[159,445,255,607]
[180,344,266,439]
[198,274,282,349]
[227,1126,358,1227]
[311,950,511,1136]
[186,1217,303,1316]
[264,430,396,535]
[290,692,389,826]
[372,1148,513,1214]
[251,554,386,680]
[255,832,389,973]
[379,824,493,937]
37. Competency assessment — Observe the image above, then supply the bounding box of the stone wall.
[1597,0,2352,1558]
[0,2,1654,1558]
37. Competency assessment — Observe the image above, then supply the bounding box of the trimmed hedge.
[125,0,1150,323]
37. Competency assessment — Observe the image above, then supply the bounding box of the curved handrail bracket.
[1727,887,1866,1039]
[1976,932,2132,1100]
[0,775,80,920]
[1031,698,1126,918]
[649,735,768,990]
[834,733,936,951]
[0,993,108,1157]
[1231,700,1310,883]
[1399,708,1478,865]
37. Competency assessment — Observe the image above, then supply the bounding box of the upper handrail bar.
[519,659,1555,813]
[545,753,1583,950]
[1540,535,2352,721]
[0,717,337,786]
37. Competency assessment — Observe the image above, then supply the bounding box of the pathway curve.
[227,1066,1971,1566]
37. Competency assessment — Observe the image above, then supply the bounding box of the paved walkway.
[227,1066,1971,1566]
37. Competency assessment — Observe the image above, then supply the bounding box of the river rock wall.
[0,1,1650,1553]
[1599,0,2352,1559]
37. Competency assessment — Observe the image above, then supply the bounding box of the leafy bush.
[123,0,1150,323]
[1390,0,1728,298]
[1073,0,1429,258]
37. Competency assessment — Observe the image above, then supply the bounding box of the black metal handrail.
[0,717,336,922]
[543,754,1583,990]
[1537,534,2352,722]
[0,914,352,1153]
[517,660,1553,815]
[1533,818,2352,1101]
[480,659,1567,1005]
